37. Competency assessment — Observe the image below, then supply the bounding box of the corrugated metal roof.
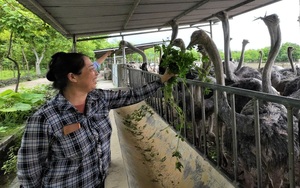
[15,0,281,38]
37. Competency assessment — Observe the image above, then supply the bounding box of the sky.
[110,0,300,51]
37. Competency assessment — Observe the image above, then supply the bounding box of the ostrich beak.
[186,42,194,50]
[187,36,198,50]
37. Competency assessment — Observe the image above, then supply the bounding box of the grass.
[0,123,23,141]
[0,69,47,80]
[244,62,291,69]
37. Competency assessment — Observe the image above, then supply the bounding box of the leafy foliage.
[1,146,18,174]
[0,84,56,175]
[159,44,197,172]
[160,44,196,76]
[1,130,23,175]
[123,105,153,135]
[0,84,56,125]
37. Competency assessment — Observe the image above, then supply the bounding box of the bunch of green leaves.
[159,44,197,172]
[194,53,213,95]
[160,44,196,77]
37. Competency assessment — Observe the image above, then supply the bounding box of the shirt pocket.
[58,127,95,159]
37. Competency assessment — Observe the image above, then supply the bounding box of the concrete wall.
[113,101,234,188]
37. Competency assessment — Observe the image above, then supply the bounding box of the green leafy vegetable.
[160,44,197,172]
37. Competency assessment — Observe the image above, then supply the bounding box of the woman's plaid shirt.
[17,80,163,188]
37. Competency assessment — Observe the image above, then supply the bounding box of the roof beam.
[165,0,210,26]
[123,0,141,29]
[27,0,69,35]
[192,0,255,25]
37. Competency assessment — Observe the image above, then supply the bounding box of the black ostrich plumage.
[186,13,300,187]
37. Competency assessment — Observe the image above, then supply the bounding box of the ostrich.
[257,50,263,70]
[119,40,148,71]
[170,38,200,79]
[257,50,285,89]
[214,11,238,82]
[287,46,297,74]
[277,46,297,77]
[187,14,299,187]
[215,11,265,113]
[170,38,186,52]
[235,39,250,71]
[234,39,262,81]
[169,19,178,44]
[215,11,261,84]
[275,47,299,94]
[282,47,300,96]
[159,24,215,143]
[158,20,179,75]
[169,38,217,140]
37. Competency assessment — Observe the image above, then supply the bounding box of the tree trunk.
[33,48,45,76]
[6,32,21,92]
[22,48,30,76]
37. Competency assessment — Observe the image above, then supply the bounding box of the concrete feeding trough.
[112,102,234,188]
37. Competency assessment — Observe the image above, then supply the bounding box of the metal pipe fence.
[123,67,300,187]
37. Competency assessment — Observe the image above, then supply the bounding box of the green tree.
[0,0,72,76]
[277,42,300,62]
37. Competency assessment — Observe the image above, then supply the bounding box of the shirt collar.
[54,93,74,112]
[53,90,104,114]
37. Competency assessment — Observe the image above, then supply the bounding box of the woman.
[17,52,174,188]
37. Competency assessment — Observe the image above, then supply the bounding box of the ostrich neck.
[199,31,225,86]
[170,20,178,43]
[288,48,295,73]
[216,12,237,81]
[236,43,247,71]
[258,52,263,70]
[124,41,147,63]
[262,26,281,93]
[193,30,255,135]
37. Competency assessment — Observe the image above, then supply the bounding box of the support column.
[72,35,77,52]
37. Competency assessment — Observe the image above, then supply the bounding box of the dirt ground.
[0,78,51,93]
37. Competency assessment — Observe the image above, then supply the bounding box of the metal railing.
[122,66,300,188]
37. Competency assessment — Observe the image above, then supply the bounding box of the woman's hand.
[160,68,176,83]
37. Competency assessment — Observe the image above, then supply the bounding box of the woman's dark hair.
[46,52,86,91]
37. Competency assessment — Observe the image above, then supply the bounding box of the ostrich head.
[187,29,225,86]
[119,40,127,49]
[186,30,207,50]
[242,39,249,47]
[288,46,294,54]
[260,14,281,49]
[287,46,296,73]
[170,38,186,52]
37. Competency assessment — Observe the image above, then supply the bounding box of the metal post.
[287,106,295,187]
[230,94,238,184]
[209,20,213,39]
[254,98,262,188]
[72,35,77,52]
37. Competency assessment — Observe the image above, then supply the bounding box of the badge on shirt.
[63,123,81,135]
